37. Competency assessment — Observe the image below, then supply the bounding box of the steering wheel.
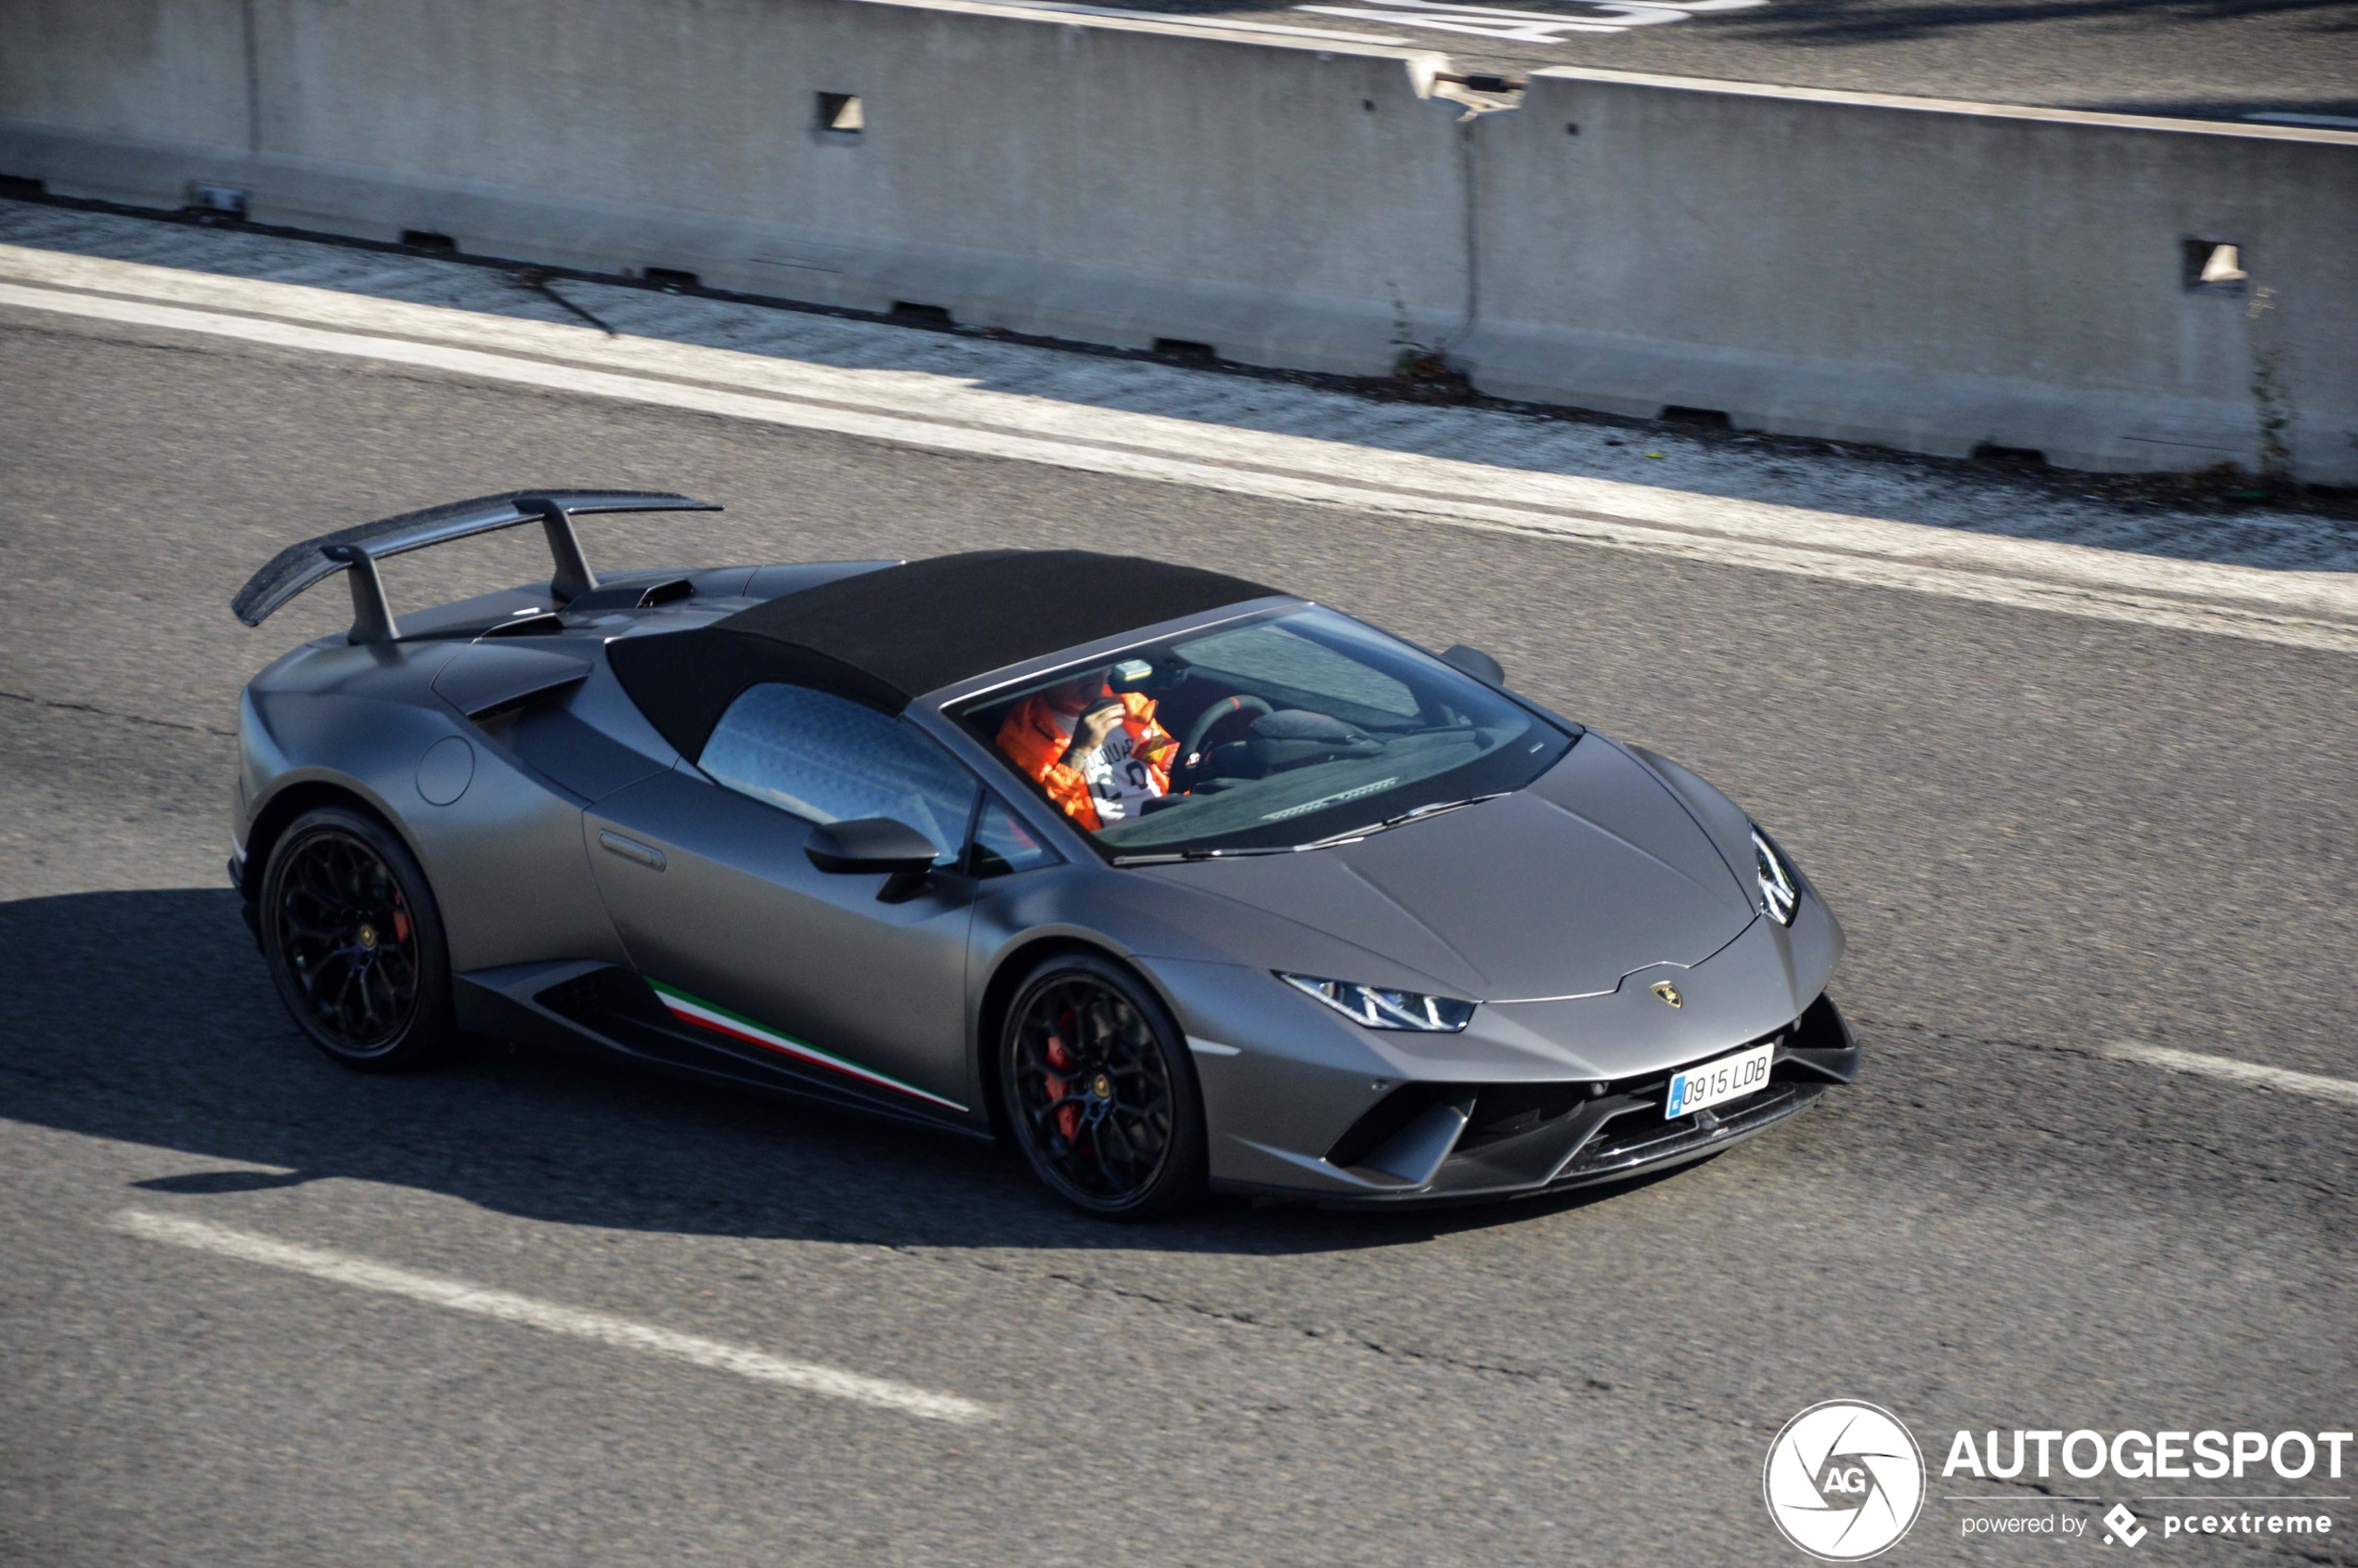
[1179,695,1274,780]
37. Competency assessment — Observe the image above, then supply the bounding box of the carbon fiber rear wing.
[230,489,722,642]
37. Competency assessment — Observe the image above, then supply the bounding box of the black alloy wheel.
[260,805,456,1070]
[1002,953,1207,1220]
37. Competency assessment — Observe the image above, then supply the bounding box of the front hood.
[1139,735,1756,1001]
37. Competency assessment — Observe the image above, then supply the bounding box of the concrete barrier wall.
[5,0,2354,481]
[3,0,1474,376]
[1471,71,2358,475]
[0,0,250,150]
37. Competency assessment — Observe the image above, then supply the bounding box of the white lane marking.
[2104,1043,2358,1108]
[108,1209,993,1423]
[5,250,2356,654]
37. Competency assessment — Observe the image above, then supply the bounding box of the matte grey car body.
[229,492,1858,1208]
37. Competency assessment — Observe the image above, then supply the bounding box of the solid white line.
[2103,1043,2358,1108]
[108,1209,993,1423]
[6,249,2357,653]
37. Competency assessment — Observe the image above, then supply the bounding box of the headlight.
[1277,972,1475,1031]
[1752,827,1799,927]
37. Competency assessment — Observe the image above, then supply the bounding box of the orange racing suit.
[996,689,1179,832]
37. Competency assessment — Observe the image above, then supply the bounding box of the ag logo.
[1763,1400,1926,1561]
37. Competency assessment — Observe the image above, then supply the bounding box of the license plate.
[1664,1042,1773,1120]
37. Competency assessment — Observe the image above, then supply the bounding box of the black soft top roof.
[609,550,1277,759]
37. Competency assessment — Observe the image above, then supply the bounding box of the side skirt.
[453,961,988,1138]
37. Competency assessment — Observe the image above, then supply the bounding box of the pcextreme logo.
[1764,1400,1928,1561]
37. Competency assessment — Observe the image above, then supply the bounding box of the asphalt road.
[3,294,2354,1566]
[1124,0,2358,123]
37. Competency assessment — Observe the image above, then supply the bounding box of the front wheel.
[259,804,457,1071]
[1001,953,1207,1221]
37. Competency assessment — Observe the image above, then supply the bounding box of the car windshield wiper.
[1108,792,1509,865]
[1108,844,1298,865]
[1291,791,1508,850]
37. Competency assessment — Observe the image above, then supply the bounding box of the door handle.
[599,830,666,871]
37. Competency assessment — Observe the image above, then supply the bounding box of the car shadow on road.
[4,888,1671,1258]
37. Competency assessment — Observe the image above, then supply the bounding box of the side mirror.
[805,816,940,901]
[1441,644,1506,687]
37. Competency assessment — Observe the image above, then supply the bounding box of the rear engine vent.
[485,613,565,638]
[561,577,696,613]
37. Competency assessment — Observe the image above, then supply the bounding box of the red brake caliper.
[1044,1012,1082,1142]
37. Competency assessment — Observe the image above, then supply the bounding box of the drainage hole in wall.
[1153,339,1218,363]
[1565,123,1579,136]
[1659,406,1731,431]
[644,267,700,291]
[401,230,458,253]
[0,174,45,199]
[186,183,249,218]
[890,302,955,328]
[1971,444,2048,468]
[817,93,864,134]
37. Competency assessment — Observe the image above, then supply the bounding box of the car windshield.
[954,606,1574,860]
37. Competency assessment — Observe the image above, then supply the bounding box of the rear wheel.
[260,805,456,1071]
[1001,953,1207,1221]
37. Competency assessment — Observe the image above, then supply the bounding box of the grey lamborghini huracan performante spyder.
[228,490,1859,1219]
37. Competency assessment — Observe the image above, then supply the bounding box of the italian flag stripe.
[644,978,967,1114]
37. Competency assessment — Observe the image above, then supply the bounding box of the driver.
[996,667,1179,831]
